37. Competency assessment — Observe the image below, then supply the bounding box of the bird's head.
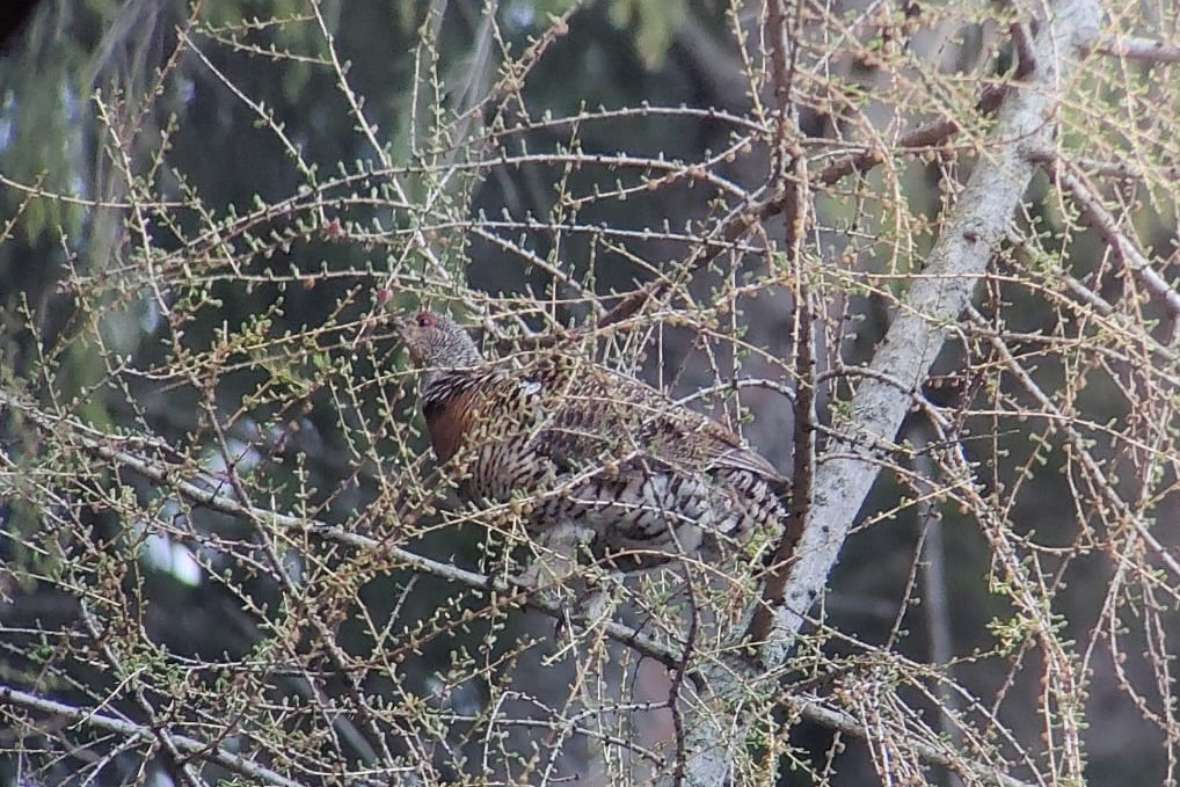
[393,310,482,371]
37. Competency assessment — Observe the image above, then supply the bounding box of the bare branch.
[0,388,685,671]
[6,1,1178,783]
[767,0,1101,667]
[0,685,312,787]
[1034,151,1180,335]
[747,0,813,654]
[787,696,1036,787]
[1092,35,1180,63]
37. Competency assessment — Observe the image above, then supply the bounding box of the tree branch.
[1,393,1041,787]
[1033,151,1180,337]
[0,388,685,672]
[786,695,1035,787]
[767,0,1101,666]
[588,10,1039,338]
[1092,35,1180,63]
[0,685,310,787]
[747,0,814,656]
[667,1,1101,783]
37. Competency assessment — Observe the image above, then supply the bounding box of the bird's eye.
[416,313,433,328]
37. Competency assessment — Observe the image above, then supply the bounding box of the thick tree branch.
[667,1,1101,783]
[767,0,1101,664]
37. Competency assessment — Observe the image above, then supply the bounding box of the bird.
[393,309,788,572]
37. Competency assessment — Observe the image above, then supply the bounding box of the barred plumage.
[395,310,787,568]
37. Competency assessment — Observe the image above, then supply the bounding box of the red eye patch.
[415,312,436,328]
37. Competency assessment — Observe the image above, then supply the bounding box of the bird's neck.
[421,366,480,409]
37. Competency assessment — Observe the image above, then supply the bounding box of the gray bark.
[665,0,1102,783]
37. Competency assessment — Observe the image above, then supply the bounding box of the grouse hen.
[395,310,786,568]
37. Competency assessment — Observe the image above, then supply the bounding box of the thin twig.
[1034,151,1180,339]
[0,686,311,787]
[747,0,814,654]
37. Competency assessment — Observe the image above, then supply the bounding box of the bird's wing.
[515,353,784,482]
[524,358,628,470]
[662,410,785,481]
[704,434,784,480]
